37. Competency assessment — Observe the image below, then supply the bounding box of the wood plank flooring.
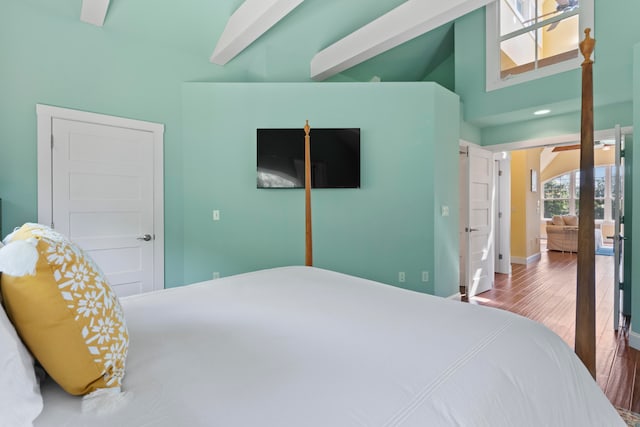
[469,247,638,411]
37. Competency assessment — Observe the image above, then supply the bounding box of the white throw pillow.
[0,304,43,427]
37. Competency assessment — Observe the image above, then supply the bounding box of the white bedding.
[35,266,623,426]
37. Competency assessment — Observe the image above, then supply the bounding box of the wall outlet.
[212,272,220,279]
[213,210,220,221]
[422,271,429,282]
[398,272,406,283]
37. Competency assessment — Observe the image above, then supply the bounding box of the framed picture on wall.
[531,169,537,192]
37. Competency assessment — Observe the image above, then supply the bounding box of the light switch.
[213,210,220,221]
[441,206,449,217]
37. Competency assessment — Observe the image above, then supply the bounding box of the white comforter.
[35,267,623,426]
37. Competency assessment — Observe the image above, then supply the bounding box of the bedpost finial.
[579,28,595,65]
[304,120,310,136]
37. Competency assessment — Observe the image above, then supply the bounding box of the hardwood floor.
[469,247,639,411]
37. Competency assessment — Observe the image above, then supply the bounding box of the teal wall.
[0,1,459,292]
[481,102,634,146]
[454,2,640,128]
[181,82,460,296]
[0,1,232,286]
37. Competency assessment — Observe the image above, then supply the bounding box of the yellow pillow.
[0,223,128,396]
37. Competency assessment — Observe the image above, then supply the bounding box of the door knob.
[137,234,153,242]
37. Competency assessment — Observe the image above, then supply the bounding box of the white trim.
[35,104,165,291]
[485,0,594,92]
[511,252,541,265]
[80,0,110,27]
[494,151,512,274]
[210,0,305,65]
[311,0,493,81]
[630,329,640,351]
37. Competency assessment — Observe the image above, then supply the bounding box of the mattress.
[35,266,623,426]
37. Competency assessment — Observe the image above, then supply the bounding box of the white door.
[466,145,495,297]
[37,105,164,297]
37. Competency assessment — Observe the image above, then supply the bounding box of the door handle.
[465,228,479,232]
[137,234,153,242]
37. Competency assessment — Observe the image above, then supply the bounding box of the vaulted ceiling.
[70,0,490,84]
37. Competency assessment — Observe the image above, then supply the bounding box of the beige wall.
[511,147,543,260]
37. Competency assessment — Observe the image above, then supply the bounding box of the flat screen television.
[257,128,360,188]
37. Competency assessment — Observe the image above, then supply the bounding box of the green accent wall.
[0,2,236,287]
[454,3,640,129]
[181,82,460,296]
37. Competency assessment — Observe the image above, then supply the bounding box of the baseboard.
[511,252,541,265]
[629,328,640,351]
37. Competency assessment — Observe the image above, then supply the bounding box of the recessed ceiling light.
[534,109,551,115]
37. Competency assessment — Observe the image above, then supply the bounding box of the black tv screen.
[257,128,360,188]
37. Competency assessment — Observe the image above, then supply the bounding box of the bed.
[0,27,620,427]
[32,266,622,426]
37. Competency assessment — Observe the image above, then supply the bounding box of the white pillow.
[0,304,43,427]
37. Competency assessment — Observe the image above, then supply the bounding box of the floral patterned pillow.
[0,223,128,396]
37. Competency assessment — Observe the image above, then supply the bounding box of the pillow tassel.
[0,238,39,277]
[81,387,131,415]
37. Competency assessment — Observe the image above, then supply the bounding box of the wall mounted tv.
[257,128,360,189]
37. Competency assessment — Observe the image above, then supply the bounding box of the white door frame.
[36,104,165,291]
[494,152,512,274]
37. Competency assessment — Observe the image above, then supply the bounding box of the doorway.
[36,105,165,297]
[469,125,632,330]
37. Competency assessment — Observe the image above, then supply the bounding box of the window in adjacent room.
[486,0,594,91]
[542,166,615,221]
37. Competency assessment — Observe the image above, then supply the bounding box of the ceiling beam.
[310,0,493,81]
[80,0,110,27]
[211,0,304,65]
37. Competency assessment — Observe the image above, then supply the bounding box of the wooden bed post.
[575,28,596,378]
[304,120,313,266]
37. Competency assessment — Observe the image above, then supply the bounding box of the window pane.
[495,0,583,84]
[612,165,620,199]
[500,31,537,78]
[594,199,604,220]
[544,174,570,199]
[539,15,580,69]
[544,199,569,217]
[500,0,536,36]
[594,166,606,198]
[575,170,580,198]
[537,0,579,24]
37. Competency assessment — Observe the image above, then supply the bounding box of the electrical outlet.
[212,272,220,279]
[398,272,406,283]
[213,210,220,221]
[422,271,429,282]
